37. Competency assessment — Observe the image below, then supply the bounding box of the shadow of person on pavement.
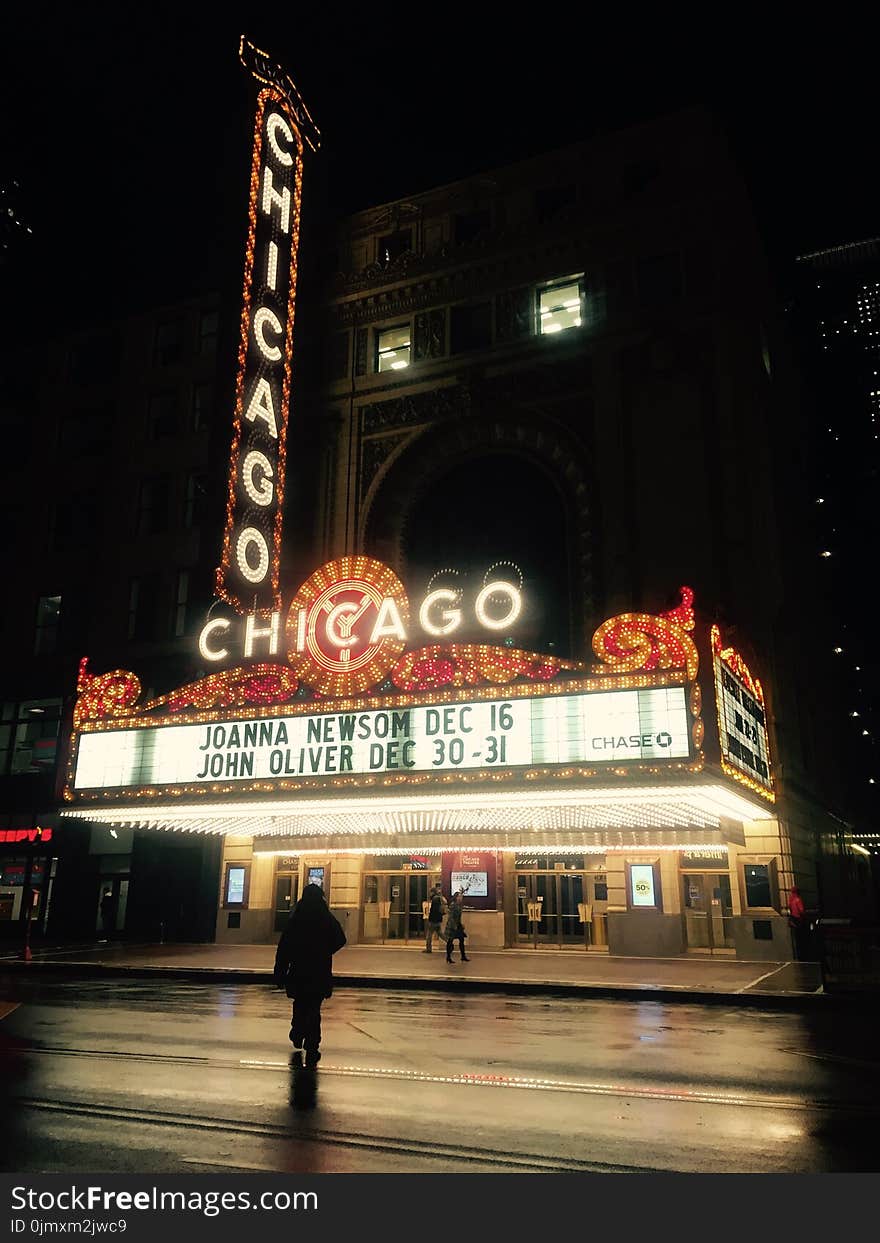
[289,1051,318,1110]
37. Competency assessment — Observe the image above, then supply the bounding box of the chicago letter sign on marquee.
[216,41,319,613]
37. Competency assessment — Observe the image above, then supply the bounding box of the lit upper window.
[377,324,411,372]
[539,279,583,335]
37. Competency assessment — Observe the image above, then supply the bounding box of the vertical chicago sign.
[216,39,319,614]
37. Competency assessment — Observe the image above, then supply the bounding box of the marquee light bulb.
[236,527,270,584]
[474,581,522,631]
[419,590,462,637]
[266,112,294,166]
[241,450,275,506]
[199,619,232,663]
[253,306,284,361]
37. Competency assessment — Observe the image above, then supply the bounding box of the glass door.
[559,872,584,944]
[407,873,430,938]
[362,872,441,943]
[96,874,129,937]
[274,871,298,932]
[682,872,734,952]
[386,875,406,941]
[516,872,586,946]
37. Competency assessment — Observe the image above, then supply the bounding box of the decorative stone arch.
[362,412,596,654]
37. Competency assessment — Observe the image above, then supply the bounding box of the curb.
[0,957,857,1010]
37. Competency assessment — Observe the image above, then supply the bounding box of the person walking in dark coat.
[443,890,469,963]
[423,883,447,952]
[273,883,346,1066]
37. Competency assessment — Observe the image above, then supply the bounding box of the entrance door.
[682,873,734,952]
[274,872,299,932]
[407,873,430,939]
[362,872,439,943]
[96,875,129,937]
[516,872,586,946]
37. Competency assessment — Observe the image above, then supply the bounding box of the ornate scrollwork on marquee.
[74,659,143,727]
[591,586,699,681]
[162,665,299,713]
[390,645,581,692]
[73,660,300,725]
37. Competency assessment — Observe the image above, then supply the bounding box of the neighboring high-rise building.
[791,238,880,853]
[0,178,32,266]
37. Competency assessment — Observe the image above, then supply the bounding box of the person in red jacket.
[788,886,808,958]
[788,886,806,922]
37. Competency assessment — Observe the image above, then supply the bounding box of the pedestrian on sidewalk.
[444,889,470,963]
[787,885,808,959]
[99,887,116,941]
[273,882,346,1066]
[423,883,447,953]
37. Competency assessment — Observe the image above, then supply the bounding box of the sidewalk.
[0,939,829,1007]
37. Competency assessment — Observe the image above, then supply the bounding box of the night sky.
[2,10,877,320]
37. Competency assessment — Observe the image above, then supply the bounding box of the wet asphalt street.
[1,975,879,1174]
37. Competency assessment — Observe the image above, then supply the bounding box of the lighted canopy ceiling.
[61,780,770,844]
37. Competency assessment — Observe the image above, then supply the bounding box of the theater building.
[62,557,795,958]
[43,51,867,954]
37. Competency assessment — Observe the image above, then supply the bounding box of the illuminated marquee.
[65,585,708,802]
[200,555,526,697]
[216,42,319,613]
[711,625,774,801]
[72,686,691,791]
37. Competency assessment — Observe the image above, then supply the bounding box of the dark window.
[327,331,350,381]
[34,596,61,657]
[377,230,412,265]
[450,302,492,354]
[128,574,162,641]
[0,506,24,552]
[184,473,209,529]
[173,570,189,637]
[752,919,773,941]
[154,318,185,367]
[604,259,634,314]
[147,391,178,440]
[58,406,113,455]
[2,412,30,455]
[637,253,682,308]
[135,476,170,536]
[536,184,576,223]
[191,383,213,433]
[198,310,219,354]
[52,501,100,553]
[320,247,340,276]
[0,699,63,776]
[622,160,660,197]
[69,336,119,385]
[743,862,773,909]
[454,209,491,246]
